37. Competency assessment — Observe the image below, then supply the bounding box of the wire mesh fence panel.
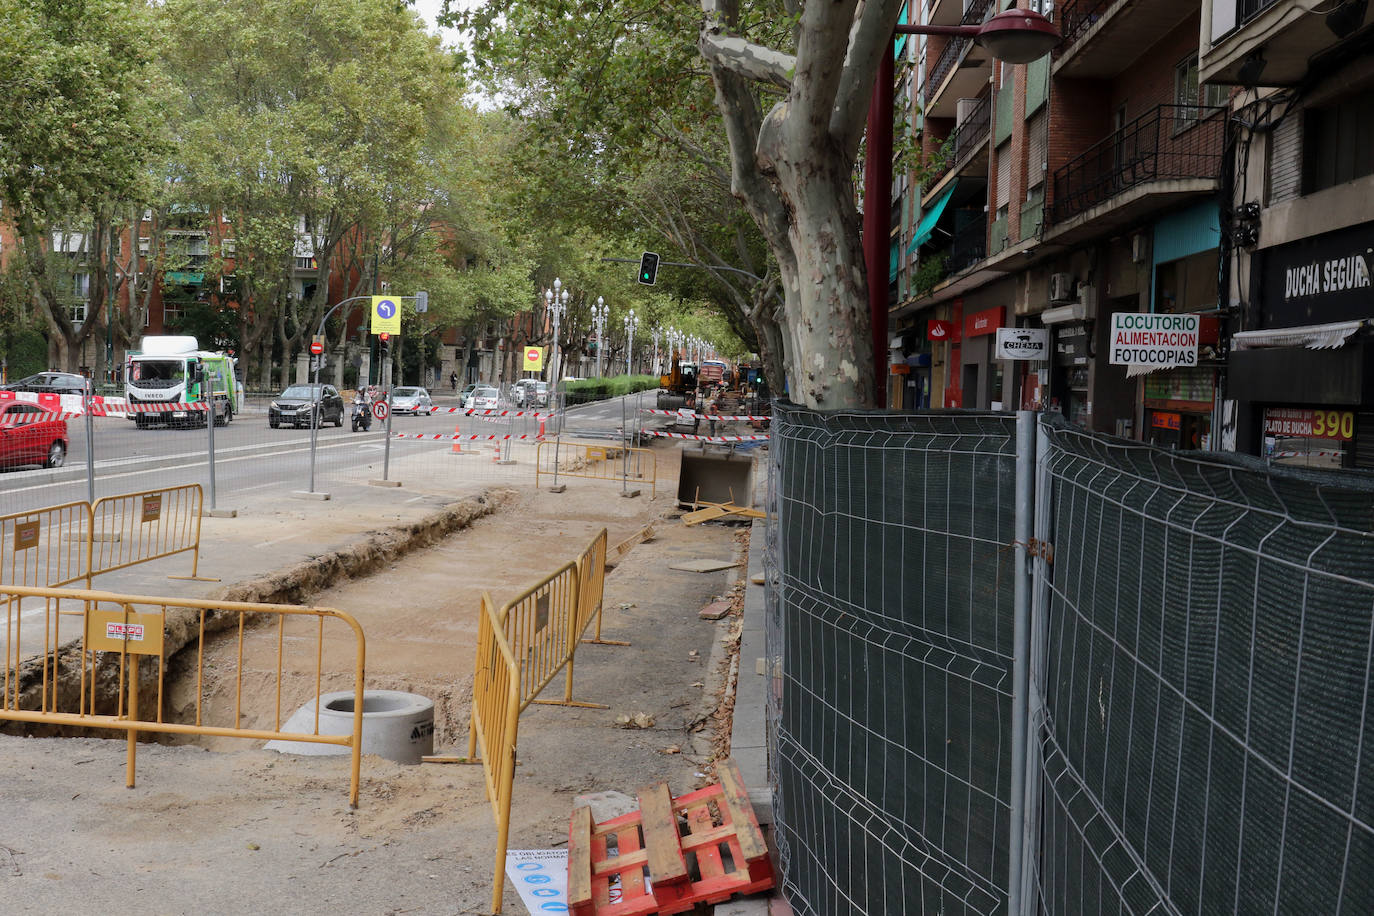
[767,405,1020,915]
[1030,414,1374,914]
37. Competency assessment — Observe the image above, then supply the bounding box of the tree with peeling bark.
[453,0,897,407]
[698,0,903,408]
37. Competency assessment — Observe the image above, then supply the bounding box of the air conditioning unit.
[1049,272,1076,303]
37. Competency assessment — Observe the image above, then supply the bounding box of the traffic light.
[638,251,660,286]
[378,332,390,360]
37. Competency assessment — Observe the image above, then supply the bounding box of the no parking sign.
[372,400,389,421]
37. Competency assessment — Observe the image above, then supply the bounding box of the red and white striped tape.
[431,407,555,419]
[642,430,769,442]
[0,411,82,424]
[100,401,210,415]
[641,408,771,421]
[391,432,547,441]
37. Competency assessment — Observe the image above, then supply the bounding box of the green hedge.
[562,374,660,405]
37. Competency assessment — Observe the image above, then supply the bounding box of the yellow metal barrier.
[0,584,367,806]
[534,441,658,497]
[90,484,216,582]
[460,528,617,911]
[576,528,626,647]
[465,592,522,914]
[0,502,93,588]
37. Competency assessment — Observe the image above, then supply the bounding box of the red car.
[0,402,68,469]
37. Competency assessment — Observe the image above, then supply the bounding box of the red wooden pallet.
[568,757,776,916]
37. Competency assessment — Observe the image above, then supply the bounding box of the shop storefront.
[1143,366,1217,450]
[1229,219,1374,469]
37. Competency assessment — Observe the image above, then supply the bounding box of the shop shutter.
[1026,110,1049,193]
[1356,412,1374,469]
[1269,113,1302,204]
[997,141,1012,209]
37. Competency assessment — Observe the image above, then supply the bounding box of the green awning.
[909,181,957,253]
[165,271,205,286]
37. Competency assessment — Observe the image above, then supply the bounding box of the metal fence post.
[83,382,95,505]
[206,390,218,511]
[1009,410,1035,916]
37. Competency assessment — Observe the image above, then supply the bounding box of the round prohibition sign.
[375,298,398,319]
[372,400,389,421]
[525,347,540,362]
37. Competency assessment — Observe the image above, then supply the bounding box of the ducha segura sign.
[1109,313,1199,368]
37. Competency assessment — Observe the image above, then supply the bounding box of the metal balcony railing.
[1049,104,1225,225]
[1052,0,1116,58]
[924,95,992,189]
[950,215,988,273]
[924,0,994,105]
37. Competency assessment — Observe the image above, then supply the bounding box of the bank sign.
[1108,313,1199,368]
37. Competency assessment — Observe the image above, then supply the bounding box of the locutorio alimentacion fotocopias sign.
[1108,313,1200,368]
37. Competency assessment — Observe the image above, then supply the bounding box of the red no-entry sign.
[310,340,324,355]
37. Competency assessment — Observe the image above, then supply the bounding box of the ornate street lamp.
[623,309,639,376]
[544,278,569,383]
[590,296,609,378]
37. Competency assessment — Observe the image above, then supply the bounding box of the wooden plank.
[685,803,726,881]
[637,782,689,886]
[568,805,595,914]
[681,506,730,526]
[717,758,768,863]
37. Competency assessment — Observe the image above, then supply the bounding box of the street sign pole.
[382,353,394,480]
[308,352,321,494]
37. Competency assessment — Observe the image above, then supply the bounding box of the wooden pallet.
[568,758,775,916]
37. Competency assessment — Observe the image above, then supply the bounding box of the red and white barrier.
[641,430,769,442]
[391,433,547,441]
[0,411,82,424]
[431,407,555,419]
[641,408,771,421]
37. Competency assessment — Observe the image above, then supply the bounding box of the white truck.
[125,336,243,428]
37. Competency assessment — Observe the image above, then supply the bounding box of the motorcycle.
[351,397,372,432]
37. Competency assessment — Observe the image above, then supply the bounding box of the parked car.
[390,386,434,415]
[268,384,345,428]
[0,371,90,396]
[459,382,479,404]
[467,386,500,411]
[511,378,548,407]
[0,402,67,469]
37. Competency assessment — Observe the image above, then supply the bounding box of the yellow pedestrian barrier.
[458,528,619,912]
[465,592,522,915]
[89,484,216,582]
[534,441,658,497]
[0,501,93,588]
[0,584,367,806]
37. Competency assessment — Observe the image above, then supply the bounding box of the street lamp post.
[623,309,639,376]
[544,278,569,384]
[591,296,609,379]
[652,327,662,377]
[865,9,1059,408]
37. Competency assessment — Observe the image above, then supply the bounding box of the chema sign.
[994,327,1050,360]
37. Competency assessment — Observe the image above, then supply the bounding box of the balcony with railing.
[923,0,993,118]
[949,213,988,274]
[923,94,992,195]
[1053,0,1200,79]
[1202,0,1368,85]
[1048,104,1224,236]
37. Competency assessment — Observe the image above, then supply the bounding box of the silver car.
[389,386,434,415]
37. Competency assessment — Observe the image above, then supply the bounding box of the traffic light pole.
[600,257,763,282]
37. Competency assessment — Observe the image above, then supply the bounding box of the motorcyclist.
[352,388,372,431]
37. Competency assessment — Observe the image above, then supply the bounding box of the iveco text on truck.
[125,336,243,428]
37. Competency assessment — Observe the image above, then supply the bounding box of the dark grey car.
[268,384,345,428]
[0,371,90,395]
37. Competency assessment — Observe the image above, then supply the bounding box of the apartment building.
[894,0,1230,447]
[1202,0,1374,468]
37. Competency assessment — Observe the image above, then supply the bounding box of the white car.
[467,386,500,411]
[389,386,433,415]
